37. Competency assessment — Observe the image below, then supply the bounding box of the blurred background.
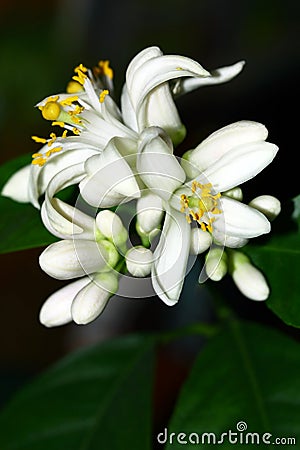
[0,0,299,428]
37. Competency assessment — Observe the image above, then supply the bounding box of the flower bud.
[205,248,227,281]
[230,251,269,301]
[39,277,90,327]
[126,246,154,277]
[72,272,119,325]
[96,210,128,247]
[136,192,163,234]
[249,195,281,221]
[223,187,243,201]
[190,228,212,255]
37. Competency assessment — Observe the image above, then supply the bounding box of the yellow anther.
[74,63,88,74]
[32,156,47,167]
[45,147,62,157]
[62,130,68,138]
[72,127,80,135]
[41,101,61,121]
[31,136,47,144]
[31,152,43,158]
[99,89,109,103]
[185,215,192,224]
[60,96,79,107]
[176,67,183,71]
[47,132,57,147]
[52,121,65,128]
[66,80,84,94]
[200,222,206,231]
[96,60,114,80]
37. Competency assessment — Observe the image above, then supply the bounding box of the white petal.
[71,272,118,324]
[151,208,191,305]
[39,277,90,327]
[214,197,270,239]
[189,121,269,171]
[180,61,245,94]
[202,141,278,192]
[40,163,94,239]
[39,239,109,280]
[136,191,164,234]
[29,144,98,208]
[249,195,281,220]
[41,198,96,240]
[120,84,139,132]
[137,127,186,201]
[139,83,186,146]
[212,227,248,248]
[127,48,210,112]
[1,164,31,203]
[80,138,140,207]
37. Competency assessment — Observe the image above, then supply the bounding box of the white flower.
[135,122,278,304]
[2,46,244,207]
[229,251,269,301]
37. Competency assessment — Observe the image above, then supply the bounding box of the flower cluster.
[2,46,280,326]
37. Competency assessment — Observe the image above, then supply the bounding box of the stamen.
[95,60,114,80]
[51,121,65,128]
[48,132,57,147]
[59,96,79,107]
[99,89,109,103]
[72,64,88,85]
[72,127,80,135]
[31,136,47,144]
[180,181,222,232]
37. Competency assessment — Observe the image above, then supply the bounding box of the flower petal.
[189,121,268,172]
[126,46,210,113]
[179,61,245,94]
[213,197,270,239]
[41,163,93,239]
[1,164,31,203]
[151,207,191,305]
[202,141,278,193]
[80,137,140,207]
[137,127,186,201]
[39,277,90,327]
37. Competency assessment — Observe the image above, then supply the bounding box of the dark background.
[0,0,299,420]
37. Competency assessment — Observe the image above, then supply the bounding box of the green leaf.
[243,196,300,328]
[0,154,58,253]
[0,334,155,450]
[164,321,300,449]
[245,231,300,327]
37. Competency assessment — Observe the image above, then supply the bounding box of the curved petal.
[29,142,98,208]
[120,84,139,132]
[1,164,31,203]
[137,127,186,201]
[126,49,210,112]
[39,277,90,327]
[202,141,278,192]
[213,197,270,239]
[179,61,245,94]
[39,239,109,280]
[40,162,92,239]
[140,83,186,146]
[189,121,268,171]
[80,138,140,208]
[151,207,191,305]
